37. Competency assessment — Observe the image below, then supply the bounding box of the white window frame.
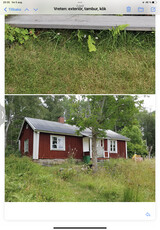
[24,139,29,153]
[50,135,66,151]
[109,140,117,153]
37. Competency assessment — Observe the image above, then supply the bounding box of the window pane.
[110,141,112,151]
[53,144,57,148]
[51,136,65,150]
[52,136,57,149]
[58,138,64,149]
[24,139,29,152]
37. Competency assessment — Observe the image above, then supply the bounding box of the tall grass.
[5,155,155,202]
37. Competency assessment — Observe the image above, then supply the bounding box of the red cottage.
[18,117,130,161]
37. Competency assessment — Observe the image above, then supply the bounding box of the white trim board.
[33,132,40,160]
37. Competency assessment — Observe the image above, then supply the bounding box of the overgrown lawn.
[5,29,155,94]
[5,155,155,202]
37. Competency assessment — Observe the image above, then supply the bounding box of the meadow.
[5,155,155,202]
[5,29,155,94]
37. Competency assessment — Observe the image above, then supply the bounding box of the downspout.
[90,138,92,158]
[108,139,110,159]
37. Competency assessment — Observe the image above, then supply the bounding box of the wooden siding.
[39,133,83,159]
[110,140,126,159]
[20,121,33,157]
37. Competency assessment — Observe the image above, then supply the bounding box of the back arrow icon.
[4,7,7,12]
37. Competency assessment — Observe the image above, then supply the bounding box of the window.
[26,124,28,129]
[24,139,29,153]
[50,135,65,151]
[110,140,117,153]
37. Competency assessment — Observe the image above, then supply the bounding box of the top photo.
[4,1,156,94]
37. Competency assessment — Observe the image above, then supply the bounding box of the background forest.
[5,95,155,158]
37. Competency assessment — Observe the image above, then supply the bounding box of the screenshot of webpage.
[0,0,160,14]
[0,0,160,230]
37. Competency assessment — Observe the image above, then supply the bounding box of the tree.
[137,110,155,157]
[5,96,47,149]
[68,95,141,171]
[5,95,72,151]
[113,95,141,132]
[120,125,148,158]
[42,95,65,121]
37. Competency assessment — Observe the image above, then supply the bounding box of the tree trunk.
[5,118,11,148]
[148,146,153,159]
[92,131,98,172]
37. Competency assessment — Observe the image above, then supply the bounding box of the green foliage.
[120,125,148,158]
[68,95,140,137]
[77,29,84,43]
[5,96,48,149]
[137,110,155,156]
[109,24,129,46]
[87,35,97,52]
[5,24,37,45]
[59,167,77,181]
[39,30,62,44]
[5,145,21,157]
[76,30,97,52]
[42,95,65,121]
[109,24,129,38]
[5,156,155,202]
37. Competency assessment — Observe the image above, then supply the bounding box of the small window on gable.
[50,135,65,151]
[26,124,29,129]
[24,139,29,153]
[110,140,117,153]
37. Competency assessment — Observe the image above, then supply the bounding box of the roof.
[18,117,130,141]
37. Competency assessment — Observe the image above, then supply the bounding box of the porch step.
[5,15,155,31]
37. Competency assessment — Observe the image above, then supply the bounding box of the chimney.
[58,117,64,123]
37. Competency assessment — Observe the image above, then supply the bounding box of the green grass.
[5,155,155,202]
[5,29,155,94]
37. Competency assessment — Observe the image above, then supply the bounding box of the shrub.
[5,24,37,45]
[5,145,21,157]
[59,167,77,181]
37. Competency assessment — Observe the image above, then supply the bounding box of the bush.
[5,24,37,45]
[5,145,21,157]
[59,167,77,181]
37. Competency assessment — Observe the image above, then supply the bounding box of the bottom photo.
[5,95,155,202]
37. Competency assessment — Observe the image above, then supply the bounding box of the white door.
[83,137,89,152]
[96,139,104,157]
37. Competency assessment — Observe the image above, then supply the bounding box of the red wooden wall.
[110,140,126,159]
[39,133,83,159]
[19,122,126,160]
[19,122,33,157]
